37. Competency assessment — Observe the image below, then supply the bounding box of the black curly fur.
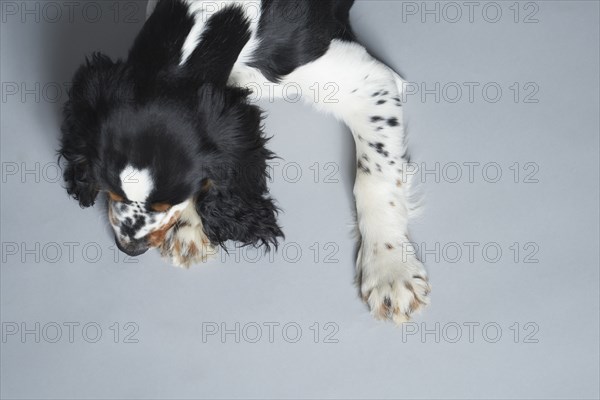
[59,0,283,251]
[59,53,130,207]
[193,85,284,249]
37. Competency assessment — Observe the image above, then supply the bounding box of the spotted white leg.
[231,39,431,323]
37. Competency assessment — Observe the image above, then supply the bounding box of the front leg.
[232,40,431,323]
[349,73,431,324]
[354,172,431,324]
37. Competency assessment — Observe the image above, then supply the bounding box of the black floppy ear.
[197,178,284,250]
[194,85,284,249]
[59,52,126,207]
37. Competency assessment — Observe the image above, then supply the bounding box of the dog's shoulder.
[145,0,356,83]
[250,0,356,81]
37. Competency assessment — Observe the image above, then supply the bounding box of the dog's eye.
[108,192,125,202]
[151,203,172,212]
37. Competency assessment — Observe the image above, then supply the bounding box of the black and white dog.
[59,0,430,324]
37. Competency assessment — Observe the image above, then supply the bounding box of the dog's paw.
[159,223,217,268]
[154,198,218,268]
[358,245,430,324]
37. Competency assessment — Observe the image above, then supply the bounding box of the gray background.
[1,1,599,399]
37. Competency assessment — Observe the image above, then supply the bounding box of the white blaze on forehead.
[119,165,154,202]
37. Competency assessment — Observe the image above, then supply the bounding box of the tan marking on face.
[396,179,402,187]
[108,192,125,202]
[201,179,213,191]
[389,201,395,207]
[151,202,172,212]
[385,243,394,250]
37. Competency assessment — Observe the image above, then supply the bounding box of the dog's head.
[59,0,283,258]
[59,57,201,255]
[59,51,282,257]
[94,102,202,256]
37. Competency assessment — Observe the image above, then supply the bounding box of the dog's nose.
[115,236,149,257]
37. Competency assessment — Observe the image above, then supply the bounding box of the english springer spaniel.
[59,0,430,324]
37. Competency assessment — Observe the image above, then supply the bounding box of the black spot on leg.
[351,88,358,93]
[389,160,395,165]
[376,163,381,172]
[370,116,384,123]
[385,243,394,250]
[387,117,399,127]
[372,91,381,97]
[381,91,389,96]
[357,160,371,174]
[369,142,389,157]
[361,153,369,161]
[376,127,383,131]
[376,99,387,105]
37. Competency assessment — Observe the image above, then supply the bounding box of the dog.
[59,0,431,324]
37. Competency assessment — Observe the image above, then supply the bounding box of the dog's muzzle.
[115,236,149,257]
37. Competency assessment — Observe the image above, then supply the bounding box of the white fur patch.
[179,1,207,66]
[119,165,154,203]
